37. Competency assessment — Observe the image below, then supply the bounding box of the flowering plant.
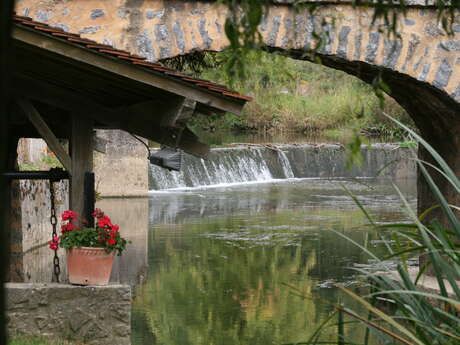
[49,209,129,256]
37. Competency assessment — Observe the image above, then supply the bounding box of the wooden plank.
[16,98,72,173]
[12,73,116,119]
[159,97,185,127]
[13,27,246,115]
[70,114,94,221]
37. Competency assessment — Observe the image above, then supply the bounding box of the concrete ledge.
[6,283,131,345]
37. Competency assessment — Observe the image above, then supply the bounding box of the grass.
[18,152,62,171]
[9,336,81,345]
[188,50,414,138]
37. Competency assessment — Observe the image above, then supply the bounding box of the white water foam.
[148,177,322,194]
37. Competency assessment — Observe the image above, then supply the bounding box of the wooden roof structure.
[10,14,251,158]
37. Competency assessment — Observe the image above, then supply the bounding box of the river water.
[127,177,416,345]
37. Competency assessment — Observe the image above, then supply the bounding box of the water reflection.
[178,130,401,147]
[96,198,149,286]
[133,178,416,345]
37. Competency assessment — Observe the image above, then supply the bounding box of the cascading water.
[149,144,416,191]
[149,147,282,190]
[277,149,295,179]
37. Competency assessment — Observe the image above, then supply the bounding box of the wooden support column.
[0,115,11,284]
[70,114,94,224]
[1,1,15,341]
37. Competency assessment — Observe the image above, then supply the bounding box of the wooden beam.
[179,127,210,158]
[70,114,94,222]
[159,97,185,127]
[175,99,197,125]
[13,74,210,157]
[13,26,246,115]
[16,98,72,173]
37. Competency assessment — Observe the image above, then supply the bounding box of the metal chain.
[49,179,61,283]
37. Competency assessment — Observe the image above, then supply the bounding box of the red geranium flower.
[62,210,78,222]
[61,222,77,234]
[97,216,113,229]
[92,208,104,219]
[48,235,60,251]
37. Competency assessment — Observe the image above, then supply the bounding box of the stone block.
[6,283,131,345]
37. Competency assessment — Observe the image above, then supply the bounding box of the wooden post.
[1,1,15,341]
[84,172,95,228]
[70,115,94,224]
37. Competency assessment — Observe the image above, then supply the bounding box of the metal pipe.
[2,170,70,180]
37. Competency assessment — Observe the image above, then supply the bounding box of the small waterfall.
[149,147,281,190]
[277,149,295,179]
[149,144,416,191]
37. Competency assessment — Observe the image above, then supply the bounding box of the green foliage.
[60,226,128,256]
[398,141,417,149]
[191,50,413,136]
[40,153,62,168]
[217,0,459,79]
[19,152,63,171]
[60,227,99,250]
[345,132,367,170]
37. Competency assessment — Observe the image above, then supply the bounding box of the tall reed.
[289,115,459,345]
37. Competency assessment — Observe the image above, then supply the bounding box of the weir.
[149,144,417,190]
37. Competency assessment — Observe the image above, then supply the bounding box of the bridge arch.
[15,0,460,212]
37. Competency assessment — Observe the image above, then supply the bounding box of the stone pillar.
[94,130,149,197]
[417,120,460,275]
[8,179,23,282]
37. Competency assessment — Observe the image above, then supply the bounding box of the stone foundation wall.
[6,283,131,345]
[94,130,149,197]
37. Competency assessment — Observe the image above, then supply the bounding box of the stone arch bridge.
[15,0,460,211]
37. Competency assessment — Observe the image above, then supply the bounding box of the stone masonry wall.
[13,0,460,102]
[94,130,149,197]
[6,283,131,345]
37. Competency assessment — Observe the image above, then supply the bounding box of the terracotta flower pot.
[67,247,114,286]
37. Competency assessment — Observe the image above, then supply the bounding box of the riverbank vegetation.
[9,336,76,345]
[176,51,415,138]
[300,119,460,344]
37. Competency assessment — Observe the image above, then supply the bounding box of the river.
[125,177,416,345]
